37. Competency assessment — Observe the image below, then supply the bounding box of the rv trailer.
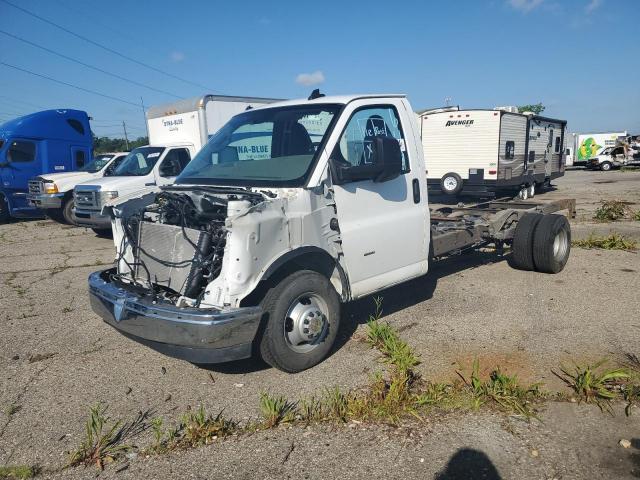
[419,107,566,198]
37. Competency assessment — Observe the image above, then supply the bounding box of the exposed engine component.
[114,188,263,304]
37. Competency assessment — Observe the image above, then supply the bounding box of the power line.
[0,94,47,110]
[0,29,182,99]
[1,0,219,93]
[0,61,141,107]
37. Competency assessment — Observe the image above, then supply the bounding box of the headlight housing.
[43,182,58,194]
[102,191,119,200]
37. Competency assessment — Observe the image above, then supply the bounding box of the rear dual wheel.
[511,213,571,273]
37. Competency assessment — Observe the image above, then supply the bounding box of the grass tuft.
[259,393,297,428]
[179,406,237,447]
[68,403,148,469]
[572,233,637,251]
[555,360,630,412]
[593,200,633,222]
[0,466,39,479]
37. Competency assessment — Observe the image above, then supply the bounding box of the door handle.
[412,178,420,204]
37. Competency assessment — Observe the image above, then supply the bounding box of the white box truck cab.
[88,93,574,373]
[73,144,195,235]
[27,152,128,224]
[419,107,566,199]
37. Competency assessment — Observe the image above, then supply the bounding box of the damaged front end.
[89,186,271,362]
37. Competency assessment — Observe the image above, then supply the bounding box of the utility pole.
[122,121,130,150]
[140,96,149,140]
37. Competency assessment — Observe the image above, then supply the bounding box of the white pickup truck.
[73,143,195,235]
[88,93,574,373]
[27,152,128,224]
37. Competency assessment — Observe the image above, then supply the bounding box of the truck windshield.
[176,104,340,187]
[79,154,115,173]
[113,147,165,176]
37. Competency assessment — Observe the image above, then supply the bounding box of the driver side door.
[330,100,429,299]
[156,148,191,185]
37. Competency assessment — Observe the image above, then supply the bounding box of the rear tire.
[440,173,463,195]
[91,228,112,238]
[259,270,340,373]
[511,213,543,271]
[532,214,571,274]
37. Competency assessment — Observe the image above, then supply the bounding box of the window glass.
[528,151,535,163]
[75,150,86,168]
[160,148,191,177]
[337,106,409,171]
[7,140,36,162]
[177,105,339,186]
[67,119,85,136]
[113,146,165,176]
[505,141,515,159]
[554,137,561,153]
[548,129,554,148]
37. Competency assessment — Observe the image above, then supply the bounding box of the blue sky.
[0,0,638,137]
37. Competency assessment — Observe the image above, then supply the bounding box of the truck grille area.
[28,179,43,195]
[131,222,212,297]
[74,190,98,209]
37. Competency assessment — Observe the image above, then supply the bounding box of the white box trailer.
[146,94,282,152]
[419,107,566,198]
[574,131,628,166]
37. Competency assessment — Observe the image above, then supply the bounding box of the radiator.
[134,222,208,295]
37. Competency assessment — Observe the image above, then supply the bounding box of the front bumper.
[88,268,263,363]
[28,193,64,209]
[73,208,111,228]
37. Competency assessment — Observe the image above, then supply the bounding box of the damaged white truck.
[88,94,575,373]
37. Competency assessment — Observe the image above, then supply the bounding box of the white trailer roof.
[146,94,283,119]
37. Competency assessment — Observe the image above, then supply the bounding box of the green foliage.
[572,233,637,251]
[68,403,141,469]
[517,103,545,114]
[93,135,148,154]
[593,200,634,222]
[179,406,236,447]
[555,360,630,412]
[259,393,297,427]
[0,466,38,479]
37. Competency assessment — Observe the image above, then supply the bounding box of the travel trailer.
[419,107,566,198]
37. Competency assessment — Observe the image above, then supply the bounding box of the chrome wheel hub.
[444,177,458,191]
[284,294,329,353]
[553,230,568,260]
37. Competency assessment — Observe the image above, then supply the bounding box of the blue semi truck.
[0,109,93,221]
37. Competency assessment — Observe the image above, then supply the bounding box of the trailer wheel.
[259,270,340,373]
[527,183,535,198]
[510,213,543,271]
[532,214,571,274]
[600,161,612,171]
[440,173,463,195]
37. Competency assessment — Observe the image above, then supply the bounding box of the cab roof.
[251,94,407,111]
[0,109,91,141]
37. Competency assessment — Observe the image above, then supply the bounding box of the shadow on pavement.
[435,448,502,480]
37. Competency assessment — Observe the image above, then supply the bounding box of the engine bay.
[114,186,266,305]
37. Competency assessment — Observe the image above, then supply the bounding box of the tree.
[517,103,545,115]
[93,134,148,154]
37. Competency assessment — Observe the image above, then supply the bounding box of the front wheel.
[600,161,612,171]
[0,195,10,223]
[91,227,112,238]
[259,270,340,373]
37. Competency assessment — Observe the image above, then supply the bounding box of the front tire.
[259,270,340,373]
[91,227,112,238]
[0,194,10,223]
[600,161,612,171]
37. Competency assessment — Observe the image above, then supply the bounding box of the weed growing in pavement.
[4,404,21,416]
[554,360,630,413]
[593,200,633,222]
[259,393,298,428]
[68,403,148,469]
[572,233,637,251]
[179,405,237,447]
[0,465,39,479]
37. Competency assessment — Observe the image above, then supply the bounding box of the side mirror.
[329,137,403,185]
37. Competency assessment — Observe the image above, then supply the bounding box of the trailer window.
[7,140,36,163]
[528,151,535,164]
[505,141,515,159]
[548,129,554,148]
[554,136,561,153]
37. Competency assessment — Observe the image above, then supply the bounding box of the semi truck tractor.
[0,109,92,221]
[88,93,574,373]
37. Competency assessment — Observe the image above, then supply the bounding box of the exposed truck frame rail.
[430,198,576,257]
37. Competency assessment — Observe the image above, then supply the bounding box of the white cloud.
[585,0,602,13]
[295,70,325,87]
[507,0,544,12]
[169,51,185,62]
